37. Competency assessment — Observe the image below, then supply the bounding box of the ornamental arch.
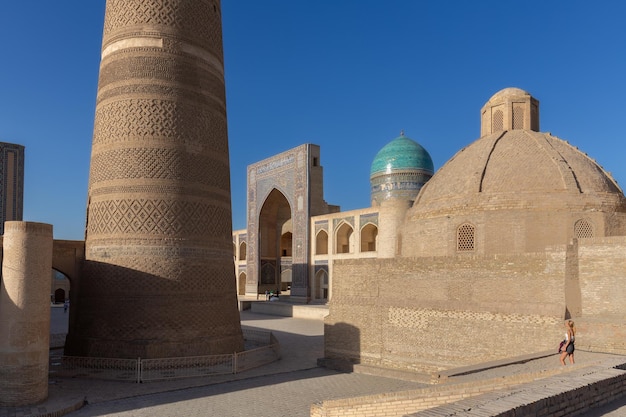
[360,223,378,252]
[335,222,354,254]
[245,144,336,301]
[315,230,329,255]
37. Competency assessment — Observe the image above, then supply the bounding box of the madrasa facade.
[233,87,626,373]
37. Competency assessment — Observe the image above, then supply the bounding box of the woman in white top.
[560,320,576,365]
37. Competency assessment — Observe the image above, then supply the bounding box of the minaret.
[65,0,244,358]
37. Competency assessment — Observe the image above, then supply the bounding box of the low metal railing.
[56,356,140,382]
[54,328,280,383]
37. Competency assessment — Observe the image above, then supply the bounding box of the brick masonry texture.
[65,0,243,359]
[325,237,626,376]
[0,222,53,406]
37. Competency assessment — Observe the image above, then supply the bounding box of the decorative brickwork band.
[66,0,243,359]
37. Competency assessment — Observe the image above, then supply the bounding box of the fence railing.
[53,328,280,383]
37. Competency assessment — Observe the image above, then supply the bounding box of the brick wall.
[325,252,568,374]
[574,236,626,354]
[578,237,626,317]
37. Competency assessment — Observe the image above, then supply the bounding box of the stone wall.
[325,252,567,374]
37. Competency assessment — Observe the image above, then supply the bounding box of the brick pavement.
[1,304,625,417]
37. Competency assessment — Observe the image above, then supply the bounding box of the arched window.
[574,219,594,239]
[316,230,328,255]
[239,241,247,261]
[457,223,475,251]
[238,272,247,295]
[335,222,354,254]
[360,223,378,252]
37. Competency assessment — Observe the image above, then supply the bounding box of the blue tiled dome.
[370,133,434,206]
[370,134,434,177]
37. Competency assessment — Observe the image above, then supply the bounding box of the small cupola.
[480,87,539,137]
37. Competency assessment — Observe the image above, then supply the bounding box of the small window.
[492,109,504,132]
[513,105,524,129]
[574,219,593,239]
[457,223,475,251]
[313,157,319,167]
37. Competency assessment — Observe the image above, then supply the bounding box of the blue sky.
[1,1,625,240]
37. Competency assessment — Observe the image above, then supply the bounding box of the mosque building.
[232,131,435,302]
[234,87,626,373]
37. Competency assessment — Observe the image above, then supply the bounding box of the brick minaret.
[65,0,243,358]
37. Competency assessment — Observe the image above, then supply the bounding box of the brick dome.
[401,90,626,256]
[412,129,623,215]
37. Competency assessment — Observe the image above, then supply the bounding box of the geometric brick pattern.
[103,0,223,53]
[87,199,231,236]
[66,0,244,359]
[387,307,556,330]
[89,147,230,186]
[92,99,228,155]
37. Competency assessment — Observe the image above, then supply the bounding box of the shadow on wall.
[64,259,244,359]
[318,322,361,372]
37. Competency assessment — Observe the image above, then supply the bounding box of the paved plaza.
[1,304,625,417]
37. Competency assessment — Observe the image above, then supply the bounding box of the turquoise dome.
[370,133,434,206]
[370,134,434,177]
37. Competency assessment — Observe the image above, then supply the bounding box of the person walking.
[560,320,576,365]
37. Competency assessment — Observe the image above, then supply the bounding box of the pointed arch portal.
[258,189,293,292]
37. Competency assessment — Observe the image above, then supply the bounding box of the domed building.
[233,87,626,377]
[370,132,434,206]
[402,88,626,256]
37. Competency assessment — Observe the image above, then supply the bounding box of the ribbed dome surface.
[412,129,623,213]
[370,135,434,177]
